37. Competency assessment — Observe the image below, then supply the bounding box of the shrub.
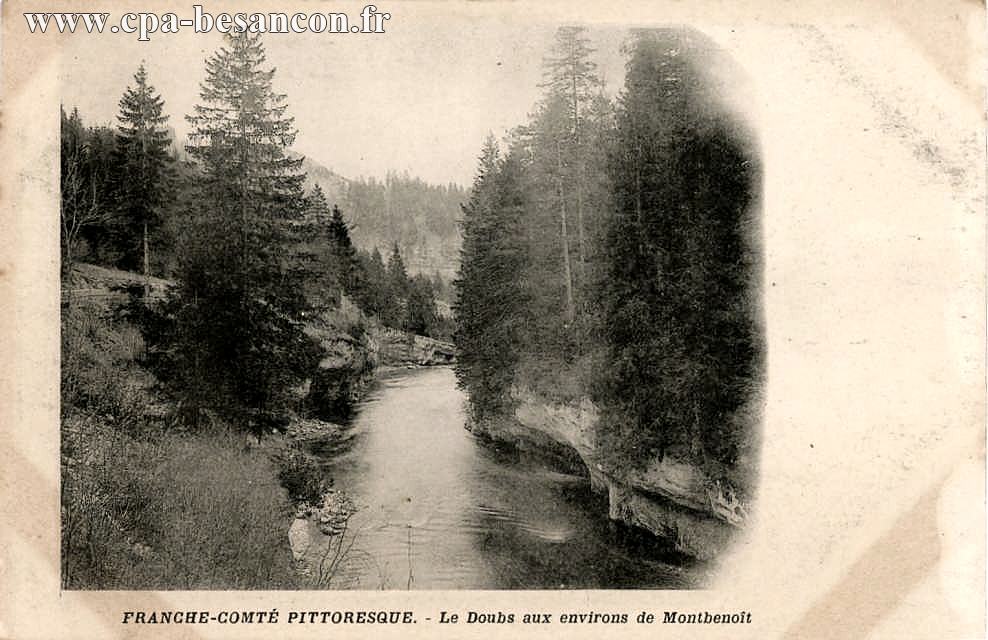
[275,444,328,506]
[61,304,299,589]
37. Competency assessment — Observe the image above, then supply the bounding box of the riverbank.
[62,277,694,587]
[269,416,359,584]
[465,386,751,561]
[278,328,457,585]
[373,327,456,367]
[285,366,698,589]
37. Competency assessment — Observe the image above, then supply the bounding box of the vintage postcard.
[0,0,984,638]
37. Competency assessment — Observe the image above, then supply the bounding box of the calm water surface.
[313,366,699,589]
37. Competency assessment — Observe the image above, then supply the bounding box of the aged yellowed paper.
[0,0,984,638]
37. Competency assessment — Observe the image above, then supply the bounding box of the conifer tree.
[405,274,439,337]
[354,247,388,316]
[536,94,578,323]
[540,26,604,297]
[326,204,360,299]
[286,184,331,309]
[454,136,501,414]
[165,30,320,431]
[380,242,409,329]
[307,184,331,222]
[453,136,529,418]
[115,64,174,299]
[327,204,352,248]
[541,27,600,135]
[386,241,408,294]
[599,31,759,465]
[61,107,115,303]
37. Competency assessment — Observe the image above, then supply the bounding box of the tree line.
[60,32,451,436]
[453,28,761,479]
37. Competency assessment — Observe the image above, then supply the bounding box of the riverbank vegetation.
[453,28,762,497]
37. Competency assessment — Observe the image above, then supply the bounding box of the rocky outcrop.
[289,489,357,573]
[297,490,357,537]
[275,418,359,576]
[374,328,455,367]
[66,263,172,305]
[467,387,749,561]
[303,324,377,421]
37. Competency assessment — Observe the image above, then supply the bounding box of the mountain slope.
[298,155,466,280]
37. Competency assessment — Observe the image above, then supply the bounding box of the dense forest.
[343,173,466,280]
[453,28,762,490]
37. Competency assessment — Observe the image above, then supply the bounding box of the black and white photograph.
[57,17,761,591]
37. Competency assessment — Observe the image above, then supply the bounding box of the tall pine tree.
[114,64,174,299]
[386,241,408,290]
[598,30,760,467]
[380,242,409,329]
[539,27,606,310]
[453,135,530,419]
[164,30,320,431]
[327,204,360,296]
[307,184,331,224]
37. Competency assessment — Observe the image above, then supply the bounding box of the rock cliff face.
[467,387,747,561]
[374,329,455,367]
[303,322,378,421]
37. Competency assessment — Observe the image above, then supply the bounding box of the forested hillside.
[59,24,762,587]
[63,115,463,300]
[299,159,466,280]
[61,115,453,339]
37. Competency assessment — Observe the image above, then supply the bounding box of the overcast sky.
[59,13,630,186]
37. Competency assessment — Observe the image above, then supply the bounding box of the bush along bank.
[273,418,362,586]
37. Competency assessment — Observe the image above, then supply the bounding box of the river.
[307,366,699,589]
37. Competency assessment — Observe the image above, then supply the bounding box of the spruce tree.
[327,204,352,248]
[386,241,408,294]
[382,242,409,329]
[166,30,320,432]
[527,94,577,324]
[541,26,600,134]
[287,184,330,309]
[599,30,759,466]
[307,184,331,224]
[114,64,174,298]
[327,204,359,295]
[453,136,529,418]
[454,136,500,415]
[539,26,605,303]
[354,247,388,316]
[405,275,438,337]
